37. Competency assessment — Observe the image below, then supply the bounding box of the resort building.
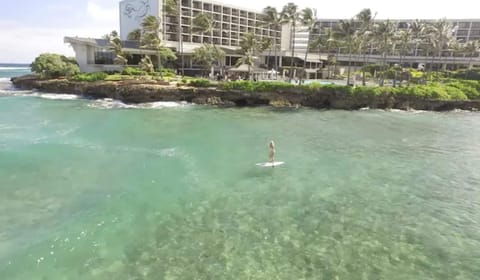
[314,19,480,70]
[65,0,323,76]
[64,0,479,77]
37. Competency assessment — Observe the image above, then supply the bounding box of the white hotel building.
[65,0,323,76]
[65,0,479,76]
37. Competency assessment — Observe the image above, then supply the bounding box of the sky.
[0,0,478,63]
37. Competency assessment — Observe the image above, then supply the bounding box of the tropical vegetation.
[28,2,480,106]
[31,53,80,78]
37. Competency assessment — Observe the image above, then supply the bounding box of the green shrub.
[189,78,212,87]
[353,86,381,97]
[445,81,480,99]
[160,68,176,78]
[31,53,80,78]
[315,84,353,95]
[445,86,468,100]
[122,67,146,76]
[104,74,132,81]
[362,64,384,75]
[71,72,108,82]
[220,81,294,92]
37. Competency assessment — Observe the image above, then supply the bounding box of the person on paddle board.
[268,140,276,164]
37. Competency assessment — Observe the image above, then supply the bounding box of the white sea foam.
[0,78,11,82]
[0,67,30,70]
[136,101,190,109]
[87,98,137,109]
[87,98,190,110]
[34,93,79,100]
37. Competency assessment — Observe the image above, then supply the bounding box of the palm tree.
[193,13,216,44]
[463,40,479,70]
[260,37,274,67]
[448,40,465,70]
[356,8,375,85]
[140,15,177,74]
[193,13,219,76]
[139,55,154,73]
[426,19,455,74]
[396,29,413,66]
[409,20,425,57]
[300,8,317,82]
[335,19,356,86]
[164,0,184,76]
[320,28,339,78]
[141,15,162,68]
[105,31,128,65]
[260,6,285,76]
[238,32,260,80]
[127,29,141,41]
[372,19,396,86]
[193,44,225,77]
[281,3,300,81]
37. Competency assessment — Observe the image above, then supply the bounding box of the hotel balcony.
[203,3,212,11]
[192,1,201,9]
[192,35,201,43]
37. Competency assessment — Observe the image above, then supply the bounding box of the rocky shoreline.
[11,75,480,111]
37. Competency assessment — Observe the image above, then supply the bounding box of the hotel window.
[458,22,471,28]
[94,49,114,65]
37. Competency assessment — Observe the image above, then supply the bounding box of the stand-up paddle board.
[256,161,285,167]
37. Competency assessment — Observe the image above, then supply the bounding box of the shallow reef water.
[0,90,479,279]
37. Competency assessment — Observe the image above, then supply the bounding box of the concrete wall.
[281,24,291,52]
[119,0,161,40]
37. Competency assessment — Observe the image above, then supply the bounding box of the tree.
[464,40,480,75]
[31,53,80,78]
[311,27,339,78]
[193,13,216,43]
[396,29,413,66]
[102,30,118,40]
[105,30,128,65]
[335,19,357,86]
[281,3,300,81]
[238,32,261,80]
[260,37,274,68]
[448,40,465,69]
[426,19,455,73]
[300,7,317,82]
[408,19,427,72]
[356,8,375,85]
[127,29,141,41]
[192,13,220,76]
[164,0,184,76]
[260,6,285,75]
[193,44,225,77]
[372,19,396,86]
[139,55,154,73]
[140,15,177,74]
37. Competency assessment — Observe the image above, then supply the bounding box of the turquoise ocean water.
[1,66,480,279]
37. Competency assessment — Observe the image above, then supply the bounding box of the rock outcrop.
[10,75,480,111]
